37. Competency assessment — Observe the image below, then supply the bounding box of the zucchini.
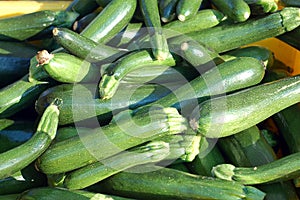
[99,49,176,99]
[36,107,187,174]
[279,0,300,7]
[55,126,92,142]
[64,140,170,189]
[18,187,133,200]
[159,0,179,23]
[244,0,278,15]
[89,165,266,200]
[140,0,170,61]
[35,82,180,125]
[53,28,126,63]
[212,151,300,185]
[0,10,79,41]
[0,99,60,179]
[189,74,300,138]
[95,0,113,7]
[73,11,100,33]
[0,194,19,200]
[0,75,49,118]
[137,57,265,117]
[176,0,202,21]
[169,7,300,53]
[66,0,99,17]
[35,50,99,83]
[0,119,34,153]
[80,0,137,43]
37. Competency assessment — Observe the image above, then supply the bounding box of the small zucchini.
[169,7,300,53]
[0,99,60,179]
[89,166,265,200]
[189,75,300,138]
[176,0,203,21]
[212,151,300,185]
[36,107,187,174]
[80,0,137,43]
[35,50,99,83]
[0,10,79,41]
[159,0,179,23]
[72,11,100,33]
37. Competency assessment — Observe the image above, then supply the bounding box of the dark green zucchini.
[88,166,265,200]
[0,75,49,118]
[0,194,19,199]
[80,0,137,43]
[0,99,60,179]
[0,10,79,41]
[66,0,99,17]
[279,0,300,7]
[189,75,300,138]
[35,82,180,125]
[244,0,278,15]
[36,107,187,174]
[176,0,203,21]
[159,0,179,23]
[169,7,300,53]
[72,11,100,33]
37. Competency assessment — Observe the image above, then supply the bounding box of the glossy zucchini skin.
[169,7,300,53]
[35,82,179,125]
[0,99,60,179]
[89,166,265,200]
[176,0,203,21]
[0,10,79,41]
[80,0,137,43]
[159,0,179,23]
[190,75,300,138]
[0,75,49,118]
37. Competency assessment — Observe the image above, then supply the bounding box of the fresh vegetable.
[244,0,278,15]
[159,0,178,23]
[176,0,202,21]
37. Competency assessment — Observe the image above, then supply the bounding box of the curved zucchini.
[52,28,126,63]
[176,0,202,21]
[0,10,79,41]
[36,107,187,174]
[80,0,137,43]
[210,0,250,22]
[89,166,265,200]
[35,50,99,83]
[99,50,176,99]
[0,75,49,118]
[64,141,170,189]
[189,75,300,138]
[35,82,180,125]
[0,99,60,179]
[159,0,179,23]
[169,7,300,53]
[212,151,300,185]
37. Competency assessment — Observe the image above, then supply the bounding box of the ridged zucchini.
[189,75,300,138]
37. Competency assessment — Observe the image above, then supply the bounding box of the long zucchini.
[36,107,187,174]
[0,10,79,41]
[0,99,60,179]
[169,7,300,53]
[88,166,265,200]
[189,75,300,138]
[80,0,136,43]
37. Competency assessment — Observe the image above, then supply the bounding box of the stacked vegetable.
[0,0,300,199]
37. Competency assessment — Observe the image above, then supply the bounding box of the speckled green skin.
[191,75,300,138]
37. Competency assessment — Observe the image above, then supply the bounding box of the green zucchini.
[0,119,34,153]
[18,187,133,200]
[176,0,203,21]
[89,166,265,200]
[35,82,180,125]
[189,74,300,138]
[137,57,265,117]
[280,0,300,7]
[277,27,300,50]
[0,99,60,179]
[0,10,79,41]
[55,126,92,142]
[244,0,278,15]
[66,0,99,17]
[0,75,49,118]
[36,107,187,174]
[80,0,137,43]
[0,41,38,88]
[140,0,170,61]
[72,11,99,33]
[35,50,99,83]
[53,28,126,63]
[0,194,19,200]
[169,7,300,53]
[64,140,170,189]
[159,0,179,23]
[99,49,176,99]
[95,0,113,7]
[212,151,300,185]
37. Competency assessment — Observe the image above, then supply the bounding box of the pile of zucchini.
[1,0,300,199]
